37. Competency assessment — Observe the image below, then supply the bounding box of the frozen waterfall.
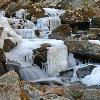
[15,29,37,39]
[36,16,61,31]
[47,45,68,76]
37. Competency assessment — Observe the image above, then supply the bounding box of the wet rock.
[0,70,21,100]
[59,69,74,81]
[22,4,45,21]
[49,24,72,39]
[0,27,4,36]
[20,81,100,100]
[0,48,7,75]
[5,1,21,17]
[60,7,95,24]
[35,79,64,86]
[65,40,100,62]
[76,65,96,78]
[64,84,100,100]
[3,39,17,52]
[35,29,40,37]
[33,43,51,68]
[0,62,6,76]
[91,17,100,28]
[0,48,6,63]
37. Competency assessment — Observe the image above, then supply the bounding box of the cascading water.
[68,53,77,69]
[20,66,48,81]
[36,16,61,31]
[0,17,22,43]
[43,8,65,16]
[15,29,37,39]
[47,44,68,76]
[15,9,27,19]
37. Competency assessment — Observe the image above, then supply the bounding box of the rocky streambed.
[0,0,100,100]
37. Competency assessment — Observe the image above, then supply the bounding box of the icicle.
[47,45,68,76]
[68,53,77,69]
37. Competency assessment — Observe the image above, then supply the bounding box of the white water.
[15,29,37,39]
[82,64,100,86]
[68,53,77,69]
[15,9,28,19]
[36,16,61,31]
[0,11,5,17]
[6,38,67,80]
[43,8,65,16]
[20,66,48,81]
[9,18,37,29]
[2,8,100,86]
[0,17,22,44]
[47,45,68,76]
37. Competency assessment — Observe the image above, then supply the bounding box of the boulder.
[5,2,21,17]
[3,39,17,52]
[33,43,51,68]
[0,48,6,63]
[0,62,5,76]
[76,65,96,78]
[0,48,7,75]
[0,70,21,100]
[65,40,100,62]
[20,81,100,100]
[0,27,4,37]
[64,83,100,100]
[59,69,74,81]
[22,4,45,21]
[49,24,72,39]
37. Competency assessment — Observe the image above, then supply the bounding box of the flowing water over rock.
[0,7,100,86]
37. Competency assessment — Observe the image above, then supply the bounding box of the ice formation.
[0,17,22,43]
[82,65,100,86]
[68,53,77,69]
[15,29,37,39]
[47,44,68,76]
[15,9,28,19]
[36,16,61,31]
[6,38,67,80]
[43,8,65,16]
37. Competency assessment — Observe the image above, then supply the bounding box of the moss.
[70,90,83,99]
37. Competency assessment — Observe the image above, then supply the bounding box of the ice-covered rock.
[0,17,22,44]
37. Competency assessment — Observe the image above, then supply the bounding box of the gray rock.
[0,71,21,100]
[76,65,96,78]
[3,39,17,52]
